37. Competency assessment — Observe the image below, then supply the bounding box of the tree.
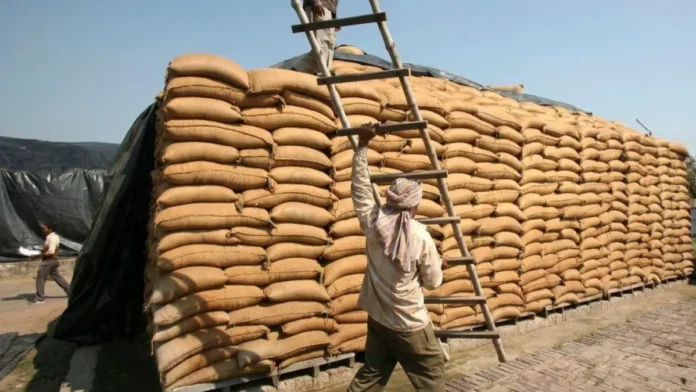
[686,154,696,199]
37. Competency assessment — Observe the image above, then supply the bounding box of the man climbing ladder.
[299,0,339,75]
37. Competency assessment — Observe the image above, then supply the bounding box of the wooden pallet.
[173,354,355,392]
[607,282,646,297]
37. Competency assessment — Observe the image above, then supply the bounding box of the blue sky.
[1,1,694,154]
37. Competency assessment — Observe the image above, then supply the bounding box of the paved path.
[447,299,696,392]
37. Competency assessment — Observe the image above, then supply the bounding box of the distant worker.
[29,224,71,304]
[348,124,446,392]
[301,0,339,75]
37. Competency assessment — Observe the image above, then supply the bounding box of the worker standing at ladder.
[301,0,339,74]
[348,125,446,392]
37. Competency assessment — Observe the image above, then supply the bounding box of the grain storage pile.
[144,51,693,391]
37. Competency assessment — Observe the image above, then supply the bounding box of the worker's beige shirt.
[351,145,443,332]
[44,232,60,258]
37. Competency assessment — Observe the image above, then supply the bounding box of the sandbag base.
[172,353,354,392]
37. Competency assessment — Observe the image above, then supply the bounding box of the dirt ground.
[0,275,75,392]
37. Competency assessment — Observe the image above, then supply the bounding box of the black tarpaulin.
[53,103,157,344]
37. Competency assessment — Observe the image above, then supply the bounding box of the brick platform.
[447,299,696,392]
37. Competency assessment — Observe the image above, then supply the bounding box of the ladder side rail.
[290,0,384,207]
[368,0,506,361]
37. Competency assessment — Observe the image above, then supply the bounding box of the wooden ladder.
[290,0,507,362]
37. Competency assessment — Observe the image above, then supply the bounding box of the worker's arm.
[351,126,377,232]
[419,237,444,290]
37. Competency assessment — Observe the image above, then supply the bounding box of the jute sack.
[156,185,238,208]
[446,128,480,144]
[442,157,477,174]
[560,228,580,244]
[167,54,249,89]
[392,124,449,144]
[157,230,241,253]
[163,97,242,123]
[518,193,546,210]
[164,120,274,150]
[522,274,562,294]
[521,182,558,196]
[323,236,366,261]
[492,258,521,272]
[281,317,338,336]
[544,194,583,208]
[236,331,330,368]
[158,245,267,272]
[474,106,522,131]
[335,310,368,324]
[557,181,581,194]
[522,142,546,158]
[496,125,525,145]
[542,240,577,255]
[444,143,498,162]
[342,97,406,122]
[164,76,268,108]
[546,170,581,183]
[162,162,269,191]
[543,146,582,162]
[160,142,240,165]
[520,254,558,273]
[475,163,521,181]
[153,286,264,327]
[332,148,384,171]
[224,258,321,286]
[381,88,446,116]
[150,267,228,305]
[332,165,401,183]
[448,111,497,135]
[543,121,579,139]
[323,255,367,286]
[330,217,362,237]
[449,189,476,205]
[522,128,560,146]
[153,312,230,344]
[497,152,523,173]
[242,106,337,133]
[229,224,329,246]
[521,219,546,232]
[455,204,495,220]
[402,138,446,156]
[265,280,330,303]
[155,205,269,232]
[329,336,367,355]
[423,279,474,297]
[270,202,334,227]
[410,109,450,129]
[328,293,361,316]
[242,184,336,209]
[237,149,272,170]
[267,243,326,262]
[523,206,562,220]
[329,324,368,348]
[476,137,522,157]
[491,270,521,285]
[494,232,523,249]
[382,153,433,171]
[269,166,333,188]
[248,68,330,100]
[157,329,250,382]
[522,155,558,172]
[476,190,519,205]
[282,90,335,119]
[558,135,581,150]
[493,203,526,221]
[162,346,242,388]
[327,274,364,299]
[271,146,332,171]
[525,299,552,313]
[524,289,553,303]
[448,174,494,192]
[229,301,326,327]
[476,217,523,236]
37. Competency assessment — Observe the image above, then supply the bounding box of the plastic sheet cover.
[53,103,157,344]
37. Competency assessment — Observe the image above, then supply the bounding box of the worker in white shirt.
[29,224,71,304]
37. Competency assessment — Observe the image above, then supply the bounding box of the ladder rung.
[336,121,427,137]
[435,331,500,339]
[424,296,486,305]
[370,169,447,184]
[416,216,460,225]
[446,256,476,266]
[318,68,411,85]
[292,12,387,33]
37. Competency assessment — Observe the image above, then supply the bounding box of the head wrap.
[374,178,423,271]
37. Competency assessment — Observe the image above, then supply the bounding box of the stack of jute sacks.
[145,50,694,391]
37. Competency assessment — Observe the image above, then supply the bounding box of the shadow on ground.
[91,333,159,392]
[0,318,75,392]
[1,294,64,302]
